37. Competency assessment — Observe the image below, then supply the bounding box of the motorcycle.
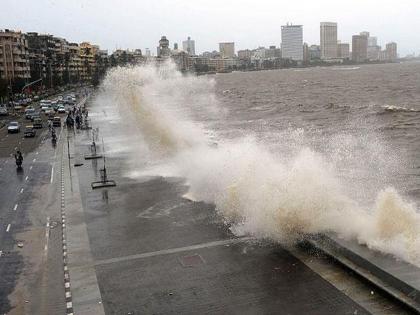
[15,153,23,170]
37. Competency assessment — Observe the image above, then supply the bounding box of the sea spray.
[92,62,420,266]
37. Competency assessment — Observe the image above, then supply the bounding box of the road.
[0,95,414,315]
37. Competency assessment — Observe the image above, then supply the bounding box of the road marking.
[6,224,11,232]
[13,204,18,211]
[25,176,29,181]
[20,188,24,194]
[50,166,54,183]
[94,237,254,267]
[44,217,50,254]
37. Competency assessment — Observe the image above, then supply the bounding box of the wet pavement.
[64,128,371,315]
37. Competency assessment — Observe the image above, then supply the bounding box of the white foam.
[91,62,420,266]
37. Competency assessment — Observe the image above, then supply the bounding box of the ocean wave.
[92,61,420,267]
[382,105,420,113]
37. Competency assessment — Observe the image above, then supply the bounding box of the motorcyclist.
[51,128,57,141]
[14,150,23,168]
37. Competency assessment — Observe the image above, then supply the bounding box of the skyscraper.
[352,35,368,62]
[219,42,235,58]
[320,22,337,59]
[157,36,170,57]
[386,42,397,61]
[182,36,196,55]
[281,24,303,61]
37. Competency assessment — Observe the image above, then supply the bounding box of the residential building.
[368,36,377,47]
[182,37,195,55]
[320,22,337,59]
[208,58,239,72]
[265,46,281,59]
[337,42,350,59]
[0,29,31,82]
[202,51,220,59]
[386,42,397,61]
[219,42,235,58]
[237,49,252,60]
[352,34,368,62]
[309,45,321,60]
[367,45,380,61]
[281,24,303,61]
[303,43,310,63]
[171,50,190,71]
[79,42,98,82]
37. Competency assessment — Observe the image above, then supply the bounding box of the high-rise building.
[352,34,368,62]
[368,36,377,47]
[281,24,303,61]
[219,42,235,58]
[303,43,310,63]
[0,29,31,82]
[157,36,170,57]
[309,45,321,60]
[337,42,350,59]
[182,36,196,55]
[367,45,380,61]
[145,48,151,57]
[320,22,337,59]
[386,42,397,61]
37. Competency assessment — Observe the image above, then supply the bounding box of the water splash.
[92,62,420,266]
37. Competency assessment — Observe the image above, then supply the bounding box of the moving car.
[24,126,36,137]
[7,121,20,133]
[25,108,35,119]
[33,118,43,129]
[52,116,61,127]
[30,111,41,121]
[0,107,8,116]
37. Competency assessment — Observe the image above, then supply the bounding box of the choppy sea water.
[212,62,420,204]
[91,61,420,265]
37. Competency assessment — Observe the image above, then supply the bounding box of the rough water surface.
[91,61,420,266]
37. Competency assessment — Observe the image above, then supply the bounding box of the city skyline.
[1,0,419,56]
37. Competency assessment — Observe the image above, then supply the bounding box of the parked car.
[7,121,20,133]
[53,116,61,127]
[33,118,43,129]
[0,107,8,116]
[24,126,36,137]
[57,106,66,113]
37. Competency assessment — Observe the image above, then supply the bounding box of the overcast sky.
[2,0,419,56]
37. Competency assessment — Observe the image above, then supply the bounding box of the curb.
[303,235,420,314]
[61,158,74,315]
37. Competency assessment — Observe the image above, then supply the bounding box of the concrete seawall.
[305,234,420,313]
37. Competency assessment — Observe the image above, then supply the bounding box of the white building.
[320,22,337,59]
[182,37,195,55]
[281,24,303,61]
[219,42,235,58]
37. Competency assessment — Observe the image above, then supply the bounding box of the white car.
[7,121,20,133]
[57,106,66,113]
